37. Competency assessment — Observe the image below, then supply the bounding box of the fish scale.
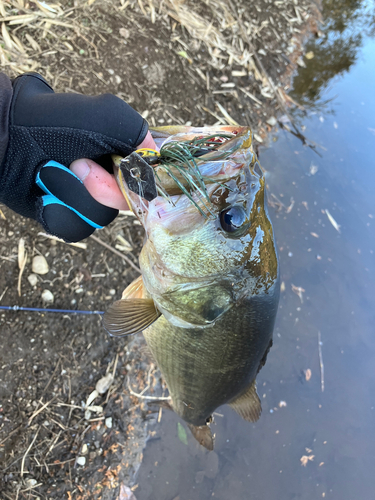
[143,291,278,426]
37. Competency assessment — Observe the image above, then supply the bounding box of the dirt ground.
[0,0,320,498]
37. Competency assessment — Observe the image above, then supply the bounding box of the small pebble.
[32,255,49,275]
[84,409,91,420]
[81,443,88,455]
[105,417,113,429]
[96,373,114,394]
[28,274,38,286]
[41,290,54,304]
[76,456,86,466]
[25,478,38,487]
[267,116,277,127]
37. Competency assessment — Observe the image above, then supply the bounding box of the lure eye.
[220,206,247,233]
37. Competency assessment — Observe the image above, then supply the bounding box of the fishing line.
[0,305,104,315]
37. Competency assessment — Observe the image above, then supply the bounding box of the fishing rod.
[0,305,104,315]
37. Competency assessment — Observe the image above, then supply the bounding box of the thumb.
[70,159,129,210]
[137,130,159,151]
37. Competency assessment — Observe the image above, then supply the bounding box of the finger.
[137,130,159,151]
[41,197,97,242]
[37,161,118,242]
[70,159,129,210]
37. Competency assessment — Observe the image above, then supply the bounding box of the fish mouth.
[112,126,256,225]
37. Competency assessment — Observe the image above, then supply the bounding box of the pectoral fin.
[121,274,145,300]
[103,298,161,337]
[187,423,214,451]
[229,380,261,423]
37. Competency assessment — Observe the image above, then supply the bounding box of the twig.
[0,286,8,302]
[0,425,21,446]
[239,86,262,105]
[28,395,58,426]
[112,353,119,379]
[21,426,40,477]
[56,402,84,410]
[47,417,69,431]
[105,353,120,405]
[3,492,15,500]
[202,105,226,124]
[90,234,141,273]
[45,431,62,458]
[35,458,76,466]
[20,483,43,493]
[38,232,87,249]
[127,378,171,401]
[318,331,324,392]
[17,238,27,297]
[41,360,61,397]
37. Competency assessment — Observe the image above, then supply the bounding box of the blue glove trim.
[36,161,103,230]
[36,160,83,190]
[41,195,103,229]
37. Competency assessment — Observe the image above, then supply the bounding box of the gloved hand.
[0,72,152,242]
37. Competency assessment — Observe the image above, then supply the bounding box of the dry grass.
[0,0,319,145]
[0,0,320,147]
[0,0,312,90]
[0,0,81,74]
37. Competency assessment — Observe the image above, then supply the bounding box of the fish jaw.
[113,124,279,334]
[137,161,277,328]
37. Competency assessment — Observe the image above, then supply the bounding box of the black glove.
[0,72,148,242]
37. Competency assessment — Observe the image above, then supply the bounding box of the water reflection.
[134,3,375,499]
[291,0,375,109]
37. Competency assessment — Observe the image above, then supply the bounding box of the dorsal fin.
[103,298,161,337]
[229,379,261,422]
[187,423,214,451]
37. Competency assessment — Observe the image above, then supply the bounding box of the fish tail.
[187,422,215,451]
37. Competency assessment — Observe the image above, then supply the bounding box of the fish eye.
[219,206,247,233]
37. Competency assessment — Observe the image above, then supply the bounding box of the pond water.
[135,2,375,499]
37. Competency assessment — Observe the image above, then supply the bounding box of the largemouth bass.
[104,126,279,450]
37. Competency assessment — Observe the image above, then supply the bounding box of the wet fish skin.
[143,290,279,427]
[107,126,280,447]
[140,128,279,428]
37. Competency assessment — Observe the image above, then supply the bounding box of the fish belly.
[143,291,278,426]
